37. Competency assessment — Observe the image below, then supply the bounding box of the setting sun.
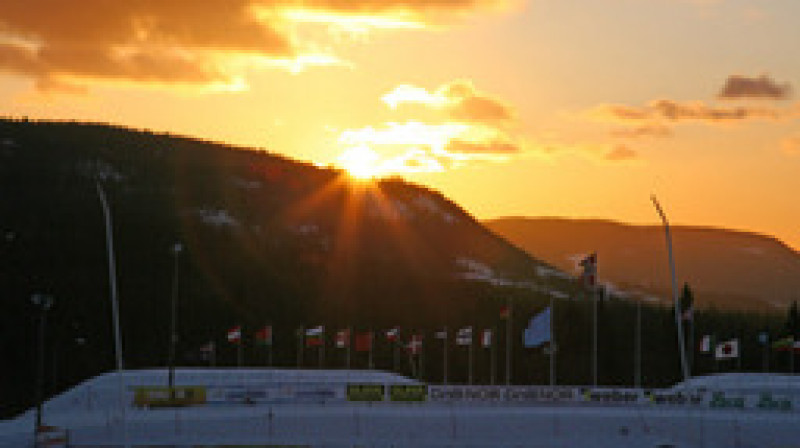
[337,146,382,180]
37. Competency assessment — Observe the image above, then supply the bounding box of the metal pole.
[443,326,448,385]
[346,328,351,370]
[592,286,598,387]
[490,327,497,385]
[468,332,474,385]
[635,298,642,388]
[32,294,53,434]
[168,243,182,390]
[506,304,512,385]
[96,182,128,448]
[550,296,555,387]
[651,195,690,383]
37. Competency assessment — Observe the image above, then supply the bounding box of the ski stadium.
[2,368,800,447]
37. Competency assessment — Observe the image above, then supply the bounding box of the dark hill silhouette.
[0,118,575,417]
[486,217,800,311]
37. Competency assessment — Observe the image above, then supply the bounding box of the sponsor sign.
[133,386,206,408]
[347,384,385,402]
[390,385,427,402]
[428,386,577,404]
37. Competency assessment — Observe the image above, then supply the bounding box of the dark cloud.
[444,139,519,154]
[0,0,504,91]
[718,74,792,100]
[592,99,794,124]
[604,145,637,161]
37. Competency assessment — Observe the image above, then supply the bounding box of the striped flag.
[305,326,324,347]
[335,329,350,348]
[481,329,493,348]
[385,327,400,342]
[456,327,472,346]
[255,325,273,346]
[227,325,242,344]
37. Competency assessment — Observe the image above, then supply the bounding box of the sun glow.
[337,145,383,180]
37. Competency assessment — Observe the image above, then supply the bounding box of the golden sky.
[2,0,799,250]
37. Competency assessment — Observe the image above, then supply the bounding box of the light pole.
[32,293,53,434]
[167,242,182,391]
[95,181,129,448]
[651,195,690,383]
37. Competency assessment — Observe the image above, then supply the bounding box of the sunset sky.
[2,0,799,249]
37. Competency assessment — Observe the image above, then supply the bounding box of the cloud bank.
[0,0,508,91]
[718,74,792,100]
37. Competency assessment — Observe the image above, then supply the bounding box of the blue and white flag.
[523,307,551,348]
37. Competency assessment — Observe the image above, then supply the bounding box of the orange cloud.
[718,74,792,100]
[604,144,638,161]
[382,80,514,124]
[609,123,673,139]
[0,0,508,91]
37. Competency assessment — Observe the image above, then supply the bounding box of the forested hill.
[0,119,574,416]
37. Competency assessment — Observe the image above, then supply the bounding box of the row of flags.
[698,334,800,360]
[202,305,555,356]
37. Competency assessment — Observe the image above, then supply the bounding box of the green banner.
[347,384,385,401]
[389,385,428,402]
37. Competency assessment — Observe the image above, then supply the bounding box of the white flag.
[715,339,739,359]
[481,329,492,348]
[456,327,472,345]
[699,335,712,353]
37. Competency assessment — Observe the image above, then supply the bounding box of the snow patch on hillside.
[455,258,513,286]
[197,208,239,227]
[413,195,458,225]
[536,265,571,280]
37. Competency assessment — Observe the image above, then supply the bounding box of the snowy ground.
[2,369,799,448]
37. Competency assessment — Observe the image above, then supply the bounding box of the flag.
[355,331,373,352]
[523,307,551,348]
[456,327,472,346]
[699,335,712,353]
[305,326,324,347]
[199,341,215,361]
[481,329,492,348]
[434,328,447,339]
[227,325,242,344]
[385,327,400,342]
[406,334,423,355]
[715,339,739,360]
[757,332,769,345]
[771,336,800,352]
[255,325,273,346]
[579,253,597,288]
[335,329,350,349]
[499,305,510,319]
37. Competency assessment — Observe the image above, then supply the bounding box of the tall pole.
[368,331,374,370]
[443,326,448,385]
[635,298,642,388]
[96,181,128,448]
[468,331,474,385]
[550,296,556,387]
[168,243,182,390]
[505,303,512,385]
[592,286,598,387]
[651,195,690,383]
[346,327,352,369]
[490,327,497,385]
[32,294,53,433]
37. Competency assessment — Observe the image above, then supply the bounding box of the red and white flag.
[335,329,351,349]
[385,327,400,342]
[407,334,423,355]
[715,339,739,360]
[699,335,712,353]
[227,325,242,344]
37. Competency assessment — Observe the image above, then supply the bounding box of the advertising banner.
[347,384,385,402]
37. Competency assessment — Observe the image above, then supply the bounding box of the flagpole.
[651,195,690,383]
[237,338,243,368]
[211,342,216,367]
[346,327,352,370]
[490,327,496,385]
[506,303,512,385]
[319,328,325,369]
[297,326,304,368]
[635,298,641,388]
[468,329,474,385]
[368,331,374,370]
[443,326,449,385]
[550,296,555,387]
[592,285,598,387]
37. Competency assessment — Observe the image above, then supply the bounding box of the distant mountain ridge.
[485,217,800,311]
